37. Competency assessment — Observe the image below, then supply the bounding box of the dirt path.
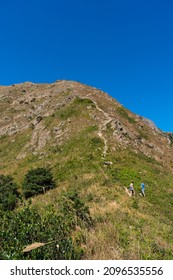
[79,95,113,158]
[91,100,112,158]
[84,96,113,157]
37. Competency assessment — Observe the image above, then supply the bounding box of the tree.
[22,167,55,198]
[0,175,20,211]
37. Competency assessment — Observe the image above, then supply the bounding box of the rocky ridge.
[0,80,173,171]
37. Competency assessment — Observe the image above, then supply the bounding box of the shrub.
[0,205,81,259]
[0,191,93,260]
[74,97,95,107]
[22,167,55,198]
[132,199,139,209]
[60,190,93,228]
[0,175,20,211]
[91,137,103,145]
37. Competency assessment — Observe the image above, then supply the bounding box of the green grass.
[43,97,96,130]
[137,127,149,140]
[116,107,136,123]
[52,126,104,183]
[0,130,32,175]
[1,94,173,260]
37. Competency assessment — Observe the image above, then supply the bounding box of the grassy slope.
[0,88,173,259]
[29,127,173,260]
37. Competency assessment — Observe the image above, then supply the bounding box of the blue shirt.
[141,183,145,190]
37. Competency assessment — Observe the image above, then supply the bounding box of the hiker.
[140,182,145,197]
[129,181,135,196]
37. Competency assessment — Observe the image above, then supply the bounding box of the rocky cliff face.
[0,80,173,172]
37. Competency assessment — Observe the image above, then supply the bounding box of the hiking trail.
[84,96,113,158]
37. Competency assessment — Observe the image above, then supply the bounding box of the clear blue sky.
[0,0,173,132]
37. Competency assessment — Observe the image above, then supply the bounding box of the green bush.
[22,167,55,198]
[0,175,20,211]
[74,97,95,107]
[91,137,103,145]
[0,191,93,260]
[0,205,79,259]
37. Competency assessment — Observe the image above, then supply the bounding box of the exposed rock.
[146,142,154,149]
[18,99,25,104]
[111,119,131,139]
[53,127,63,135]
[0,80,173,169]
[36,115,43,123]
[104,161,113,165]
[16,153,27,160]
[140,116,160,133]
[30,97,36,102]
[165,133,173,145]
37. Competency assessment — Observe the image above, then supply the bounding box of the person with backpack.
[140,182,145,197]
[129,181,135,196]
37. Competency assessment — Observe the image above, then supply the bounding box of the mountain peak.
[0,80,172,168]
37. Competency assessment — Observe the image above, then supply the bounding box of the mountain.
[0,80,173,259]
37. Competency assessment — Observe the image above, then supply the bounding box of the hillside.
[0,80,173,259]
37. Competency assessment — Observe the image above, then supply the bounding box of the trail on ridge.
[84,96,113,158]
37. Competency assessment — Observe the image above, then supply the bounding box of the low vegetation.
[22,167,55,198]
[116,107,136,123]
[1,125,173,260]
[0,81,173,260]
[0,191,92,260]
[0,175,20,211]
